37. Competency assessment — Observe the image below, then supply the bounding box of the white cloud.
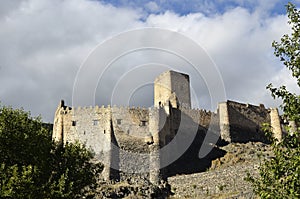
[0,0,297,122]
[145,6,296,109]
[0,0,143,121]
[271,67,299,94]
[145,1,160,13]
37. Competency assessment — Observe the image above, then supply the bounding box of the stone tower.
[154,70,191,109]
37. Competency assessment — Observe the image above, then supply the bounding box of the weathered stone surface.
[154,70,191,109]
[218,101,272,143]
[270,108,283,142]
[52,70,283,185]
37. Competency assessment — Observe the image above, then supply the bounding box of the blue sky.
[100,0,300,16]
[0,0,299,122]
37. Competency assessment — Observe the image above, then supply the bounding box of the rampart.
[218,100,282,143]
[52,70,284,184]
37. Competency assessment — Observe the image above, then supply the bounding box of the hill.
[168,142,273,199]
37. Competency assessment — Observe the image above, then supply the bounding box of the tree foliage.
[0,105,103,198]
[247,3,300,198]
[268,2,300,123]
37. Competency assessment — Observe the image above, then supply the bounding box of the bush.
[247,3,300,198]
[0,104,103,198]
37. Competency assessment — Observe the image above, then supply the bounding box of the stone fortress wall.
[219,101,271,143]
[53,70,290,184]
[154,70,191,108]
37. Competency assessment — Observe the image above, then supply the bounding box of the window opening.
[117,119,122,125]
[93,120,99,125]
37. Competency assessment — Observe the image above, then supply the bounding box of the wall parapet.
[52,70,288,184]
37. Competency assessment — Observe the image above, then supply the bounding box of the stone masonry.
[52,70,284,184]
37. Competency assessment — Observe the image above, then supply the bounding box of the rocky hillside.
[94,142,273,198]
[168,142,273,199]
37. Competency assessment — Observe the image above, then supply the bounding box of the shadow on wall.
[110,120,121,180]
[227,103,270,143]
[161,109,226,178]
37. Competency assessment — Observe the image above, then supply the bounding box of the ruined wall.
[179,108,218,129]
[111,106,149,138]
[154,71,171,107]
[170,71,191,108]
[169,108,211,150]
[52,69,290,184]
[161,107,222,177]
[109,106,173,183]
[53,103,114,180]
[53,99,284,183]
[52,101,65,143]
[154,70,191,108]
[53,102,168,183]
[111,107,151,181]
[149,108,163,183]
[219,101,271,143]
[270,108,282,142]
[219,102,230,142]
[53,103,76,146]
[65,106,112,155]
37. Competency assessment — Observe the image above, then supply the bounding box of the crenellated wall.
[53,99,284,183]
[218,100,274,143]
[53,103,170,182]
[53,103,114,180]
[52,70,285,184]
[179,107,217,129]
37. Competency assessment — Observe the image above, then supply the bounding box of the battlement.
[218,100,276,143]
[61,104,152,113]
[52,70,284,183]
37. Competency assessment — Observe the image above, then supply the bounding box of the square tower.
[154,70,191,109]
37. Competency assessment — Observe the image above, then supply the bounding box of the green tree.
[0,104,103,198]
[247,3,300,198]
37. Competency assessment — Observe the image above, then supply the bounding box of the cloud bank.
[0,0,298,122]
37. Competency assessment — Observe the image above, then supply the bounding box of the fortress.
[52,70,285,184]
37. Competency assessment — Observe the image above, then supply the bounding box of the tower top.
[154,70,191,109]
